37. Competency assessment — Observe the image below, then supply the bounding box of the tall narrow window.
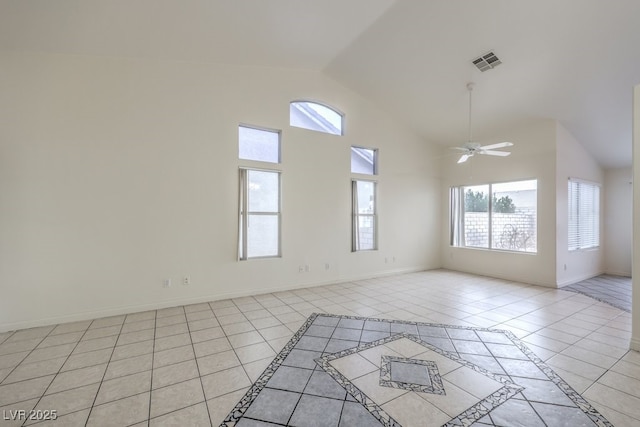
[290,101,343,135]
[239,169,281,259]
[352,180,377,251]
[568,179,600,250]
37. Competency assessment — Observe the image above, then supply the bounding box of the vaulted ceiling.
[2,0,639,168]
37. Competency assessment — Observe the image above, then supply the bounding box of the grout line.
[18,319,97,426]
[0,331,17,346]
[195,303,237,425]
[144,310,158,424]
[83,315,133,426]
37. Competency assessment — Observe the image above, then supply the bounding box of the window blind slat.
[568,180,599,250]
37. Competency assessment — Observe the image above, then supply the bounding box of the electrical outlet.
[299,265,304,273]
[325,263,330,270]
[304,264,310,272]
[163,279,172,288]
[183,276,190,286]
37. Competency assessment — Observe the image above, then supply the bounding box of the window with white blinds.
[568,179,600,251]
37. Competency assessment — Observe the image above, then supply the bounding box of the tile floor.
[224,314,608,426]
[0,269,638,426]
[563,275,632,313]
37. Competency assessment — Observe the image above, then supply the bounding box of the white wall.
[555,123,605,286]
[604,167,632,277]
[632,85,640,352]
[441,120,558,287]
[0,51,442,332]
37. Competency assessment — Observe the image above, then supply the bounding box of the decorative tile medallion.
[317,333,523,426]
[220,313,613,427]
[379,355,444,394]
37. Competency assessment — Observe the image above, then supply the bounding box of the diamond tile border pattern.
[379,355,444,395]
[220,313,613,427]
[220,314,318,426]
[318,333,522,426]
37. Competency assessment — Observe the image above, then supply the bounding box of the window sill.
[568,247,600,253]
[450,245,537,256]
[239,255,282,261]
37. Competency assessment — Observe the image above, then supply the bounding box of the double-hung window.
[352,180,377,251]
[450,179,537,253]
[238,125,281,260]
[568,179,600,251]
[351,146,378,252]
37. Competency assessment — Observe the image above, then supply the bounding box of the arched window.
[290,101,343,135]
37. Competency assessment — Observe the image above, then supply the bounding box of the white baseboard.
[0,266,428,333]
[603,270,632,278]
[556,271,605,288]
[443,265,555,288]
[631,338,640,352]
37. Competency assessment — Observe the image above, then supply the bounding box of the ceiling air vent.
[472,51,502,72]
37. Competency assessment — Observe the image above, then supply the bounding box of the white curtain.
[449,187,464,246]
[352,180,359,251]
[238,169,247,260]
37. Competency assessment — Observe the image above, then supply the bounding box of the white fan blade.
[457,154,471,163]
[482,150,511,157]
[450,146,468,152]
[480,142,514,150]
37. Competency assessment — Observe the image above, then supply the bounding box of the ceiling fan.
[452,82,513,164]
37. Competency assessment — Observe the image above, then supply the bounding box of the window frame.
[449,179,538,254]
[289,100,344,136]
[568,178,600,251]
[238,167,282,260]
[350,145,378,175]
[238,123,282,164]
[352,179,378,252]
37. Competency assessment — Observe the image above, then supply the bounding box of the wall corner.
[632,84,640,350]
